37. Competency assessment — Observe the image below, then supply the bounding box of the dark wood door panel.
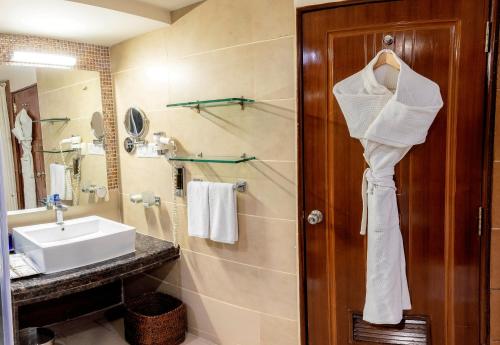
[326,22,455,345]
[12,85,46,207]
[300,1,488,345]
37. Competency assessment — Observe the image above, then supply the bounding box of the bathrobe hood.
[333,49,444,148]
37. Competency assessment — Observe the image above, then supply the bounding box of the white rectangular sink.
[12,216,136,274]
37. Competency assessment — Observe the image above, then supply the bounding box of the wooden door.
[12,85,46,207]
[299,1,491,345]
[3,81,24,209]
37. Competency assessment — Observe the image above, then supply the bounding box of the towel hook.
[383,34,394,46]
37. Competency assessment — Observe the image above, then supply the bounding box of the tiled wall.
[110,0,298,344]
[0,34,122,224]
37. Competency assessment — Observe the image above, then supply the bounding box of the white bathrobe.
[11,109,37,209]
[333,50,443,324]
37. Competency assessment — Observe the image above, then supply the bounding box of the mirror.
[123,137,135,153]
[91,112,105,141]
[124,107,148,138]
[0,65,109,213]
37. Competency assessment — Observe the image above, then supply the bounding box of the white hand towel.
[187,181,210,238]
[209,182,238,244]
[50,164,66,197]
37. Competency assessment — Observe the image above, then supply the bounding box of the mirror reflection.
[0,65,108,212]
[91,112,105,141]
[124,107,147,138]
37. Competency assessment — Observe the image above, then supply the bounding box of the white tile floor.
[50,317,216,345]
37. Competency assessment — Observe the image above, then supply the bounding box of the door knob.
[307,210,323,225]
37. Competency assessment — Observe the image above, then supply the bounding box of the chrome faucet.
[55,203,68,226]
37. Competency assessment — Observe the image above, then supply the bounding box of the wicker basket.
[125,292,187,345]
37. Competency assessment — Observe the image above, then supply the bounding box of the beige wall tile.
[111,0,298,343]
[110,29,168,73]
[177,249,297,320]
[37,68,100,93]
[167,37,295,103]
[119,156,296,219]
[151,99,296,161]
[132,275,300,345]
[122,198,175,242]
[124,201,297,274]
[181,161,296,219]
[118,154,173,200]
[38,79,102,120]
[112,66,169,114]
[260,314,299,345]
[167,283,261,345]
[177,208,297,274]
[167,0,295,59]
[147,261,182,287]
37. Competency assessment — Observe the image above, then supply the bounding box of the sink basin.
[12,216,136,274]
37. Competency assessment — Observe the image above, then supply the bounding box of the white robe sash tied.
[361,167,395,236]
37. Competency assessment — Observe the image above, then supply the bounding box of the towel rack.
[192,179,248,193]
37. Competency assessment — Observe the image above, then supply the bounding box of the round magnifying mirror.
[91,112,105,140]
[124,107,148,138]
[124,137,136,153]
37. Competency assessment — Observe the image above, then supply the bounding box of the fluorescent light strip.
[10,51,77,68]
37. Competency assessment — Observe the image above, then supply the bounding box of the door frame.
[296,1,499,344]
[2,80,24,209]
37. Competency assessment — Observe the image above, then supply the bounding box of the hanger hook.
[383,34,394,46]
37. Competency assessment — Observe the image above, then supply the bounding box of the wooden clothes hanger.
[373,51,401,71]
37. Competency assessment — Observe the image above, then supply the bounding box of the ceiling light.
[9,51,77,69]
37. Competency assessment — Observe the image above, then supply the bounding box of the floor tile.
[51,316,216,345]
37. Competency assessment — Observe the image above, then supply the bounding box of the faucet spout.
[55,204,68,226]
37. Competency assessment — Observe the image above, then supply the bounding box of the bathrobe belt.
[360,166,396,235]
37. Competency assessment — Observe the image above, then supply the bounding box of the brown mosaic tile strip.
[0,33,119,190]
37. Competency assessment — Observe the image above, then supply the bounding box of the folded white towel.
[187,181,210,238]
[209,182,238,244]
[50,164,65,197]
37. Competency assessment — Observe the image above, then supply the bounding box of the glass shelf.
[34,117,70,124]
[167,98,255,112]
[168,154,256,164]
[37,149,78,154]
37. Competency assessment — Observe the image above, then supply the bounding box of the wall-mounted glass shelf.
[167,97,255,112]
[37,149,78,154]
[169,153,256,164]
[34,117,70,124]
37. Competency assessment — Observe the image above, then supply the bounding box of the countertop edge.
[11,233,179,305]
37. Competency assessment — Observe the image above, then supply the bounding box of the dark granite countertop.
[11,233,179,305]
